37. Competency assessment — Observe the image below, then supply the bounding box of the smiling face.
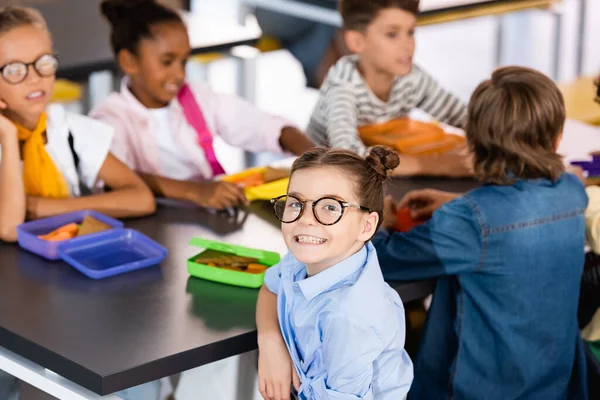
[120,21,190,109]
[281,166,379,275]
[0,24,55,128]
[346,7,416,77]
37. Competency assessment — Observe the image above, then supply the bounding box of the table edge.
[0,326,103,393]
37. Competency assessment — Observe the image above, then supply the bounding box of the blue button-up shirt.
[264,242,413,399]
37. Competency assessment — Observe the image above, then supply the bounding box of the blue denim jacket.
[373,173,589,400]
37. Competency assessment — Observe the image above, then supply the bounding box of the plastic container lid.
[571,160,600,176]
[58,228,167,280]
[187,238,280,288]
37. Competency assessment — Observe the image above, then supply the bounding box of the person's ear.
[344,29,366,54]
[118,49,140,76]
[358,211,379,242]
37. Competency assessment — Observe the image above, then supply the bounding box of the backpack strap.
[68,132,92,196]
[178,84,226,177]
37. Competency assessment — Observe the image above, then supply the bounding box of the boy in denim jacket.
[374,66,589,400]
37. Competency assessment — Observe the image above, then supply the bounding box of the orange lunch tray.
[358,118,465,156]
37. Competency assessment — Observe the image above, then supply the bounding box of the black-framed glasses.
[0,54,59,84]
[595,76,600,105]
[271,195,372,226]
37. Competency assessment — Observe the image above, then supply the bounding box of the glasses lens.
[314,198,343,225]
[2,62,27,84]
[274,196,303,223]
[35,54,58,77]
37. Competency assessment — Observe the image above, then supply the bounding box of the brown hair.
[0,6,48,37]
[290,146,400,230]
[339,0,420,30]
[466,66,565,185]
[101,0,183,55]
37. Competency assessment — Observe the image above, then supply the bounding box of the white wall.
[582,0,600,76]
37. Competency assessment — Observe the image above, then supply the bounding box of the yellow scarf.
[16,113,70,199]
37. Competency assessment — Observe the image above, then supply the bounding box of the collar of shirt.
[287,242,374,302]
[119,77,176,118]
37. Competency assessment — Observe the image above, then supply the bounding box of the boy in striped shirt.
[307,0,471,177]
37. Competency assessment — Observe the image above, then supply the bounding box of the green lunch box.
[187,238,281,288]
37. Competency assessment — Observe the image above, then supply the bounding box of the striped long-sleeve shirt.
[306,55,468,156]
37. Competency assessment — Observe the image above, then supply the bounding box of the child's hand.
[0,101,17,142]
[398,189,461,220]
[186,181,248,210]
[258,336,297,400]
[435,152,474,177]
[382,196,398,231]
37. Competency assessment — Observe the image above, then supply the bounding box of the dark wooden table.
[20,0,261,80]
[0,177,478,395]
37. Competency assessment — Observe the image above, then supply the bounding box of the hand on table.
[186,181,248,210]
[398,189,461,220]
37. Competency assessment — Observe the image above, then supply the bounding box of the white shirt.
[0,105,114,196]
[0,105,113,196]
[150,106,197,180]
[45,104,113,196]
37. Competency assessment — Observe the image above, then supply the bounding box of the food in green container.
[188,238,281,288]
[193,250,268,274]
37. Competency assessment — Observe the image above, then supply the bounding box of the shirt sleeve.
[68,114,114,189]
[323,85,367,156]
[372,195,483,281]
[310,314,382,399]
[413,68,467,129]
[208,87,292,154]
[263,262,282,294]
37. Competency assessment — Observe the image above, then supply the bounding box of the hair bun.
[366,146,400,181]
[100,0,154,24]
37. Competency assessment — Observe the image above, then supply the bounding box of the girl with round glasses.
[257,146,413,400]
[0,6,155,243]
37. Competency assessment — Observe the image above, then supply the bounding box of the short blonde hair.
[0,6,48,37]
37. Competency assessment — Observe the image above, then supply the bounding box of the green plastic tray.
[187,238,281,288]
